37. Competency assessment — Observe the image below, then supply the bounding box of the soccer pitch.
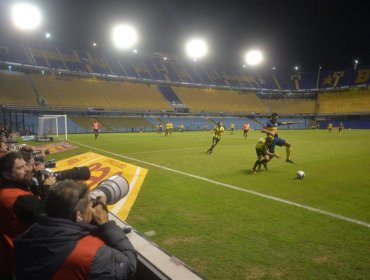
[52,129,370,279]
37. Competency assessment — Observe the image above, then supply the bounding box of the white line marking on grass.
[70,141,370,229]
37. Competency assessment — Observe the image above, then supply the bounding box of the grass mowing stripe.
[123,143,247,155]
[70,140,370,229]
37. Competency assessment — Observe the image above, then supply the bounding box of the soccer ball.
[296,170,305,179]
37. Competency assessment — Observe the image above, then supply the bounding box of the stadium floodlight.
[45,32,51,39]
[244,50,263,66]
[112,24,138,49]
[294,66,299,71]
[354,59,359,70]
[92,42,97,47]
[11,3,42,30]
[185,38,208,60]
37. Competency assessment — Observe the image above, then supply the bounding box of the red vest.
[51,235,105,280]
[0,187,33,238]
[0,187,33,276]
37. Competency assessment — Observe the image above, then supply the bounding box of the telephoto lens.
[53,166,91,181]
[90,175,130,205]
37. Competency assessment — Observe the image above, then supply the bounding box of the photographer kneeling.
[14,180,137,280]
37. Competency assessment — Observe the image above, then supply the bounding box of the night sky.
[0,0,369,72]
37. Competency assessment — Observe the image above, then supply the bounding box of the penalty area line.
[70,140,370,229]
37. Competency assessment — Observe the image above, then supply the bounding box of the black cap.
[272,112,279,117]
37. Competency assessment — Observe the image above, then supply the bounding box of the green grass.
[48,129,370,279]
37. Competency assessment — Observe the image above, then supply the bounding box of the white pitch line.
[70,140,370,229]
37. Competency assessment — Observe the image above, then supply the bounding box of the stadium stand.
[0,70,39,106]
[318,89,370,114]
[0,35,31,65]
[28,73,172,111]
[172,87,270,114]
[261,97,316,115]
[157,86,183,105]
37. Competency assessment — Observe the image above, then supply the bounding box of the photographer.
[14,180,137,280]
[0,152,45,238]
[20,150,56,195]
[0,151,49,278]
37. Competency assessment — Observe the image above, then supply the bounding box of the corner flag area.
[51,152,148,220]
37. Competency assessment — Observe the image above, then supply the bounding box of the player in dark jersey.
[261,113,300,164]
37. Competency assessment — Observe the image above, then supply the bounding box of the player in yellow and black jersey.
[252,135,280,173]
[165,122,173,136]
[206,122,225,154]
[230,122,235,134]
[327,122,333,133]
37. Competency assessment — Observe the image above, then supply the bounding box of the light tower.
[11,3,42,31]
[354,59,359,70]
[244,49,263,66]
[185,38,208,61]
[112,24,138,50]
[10,3,43,66]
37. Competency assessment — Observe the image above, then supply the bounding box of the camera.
[41,166,91,182]
[44,159,56,168]
[90,175,130,206]
[32,150,45,162]
[32,149,50,161]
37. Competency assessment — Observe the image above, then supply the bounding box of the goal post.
[37,114,68,140]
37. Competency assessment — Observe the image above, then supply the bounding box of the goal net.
[37,115,68,140]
